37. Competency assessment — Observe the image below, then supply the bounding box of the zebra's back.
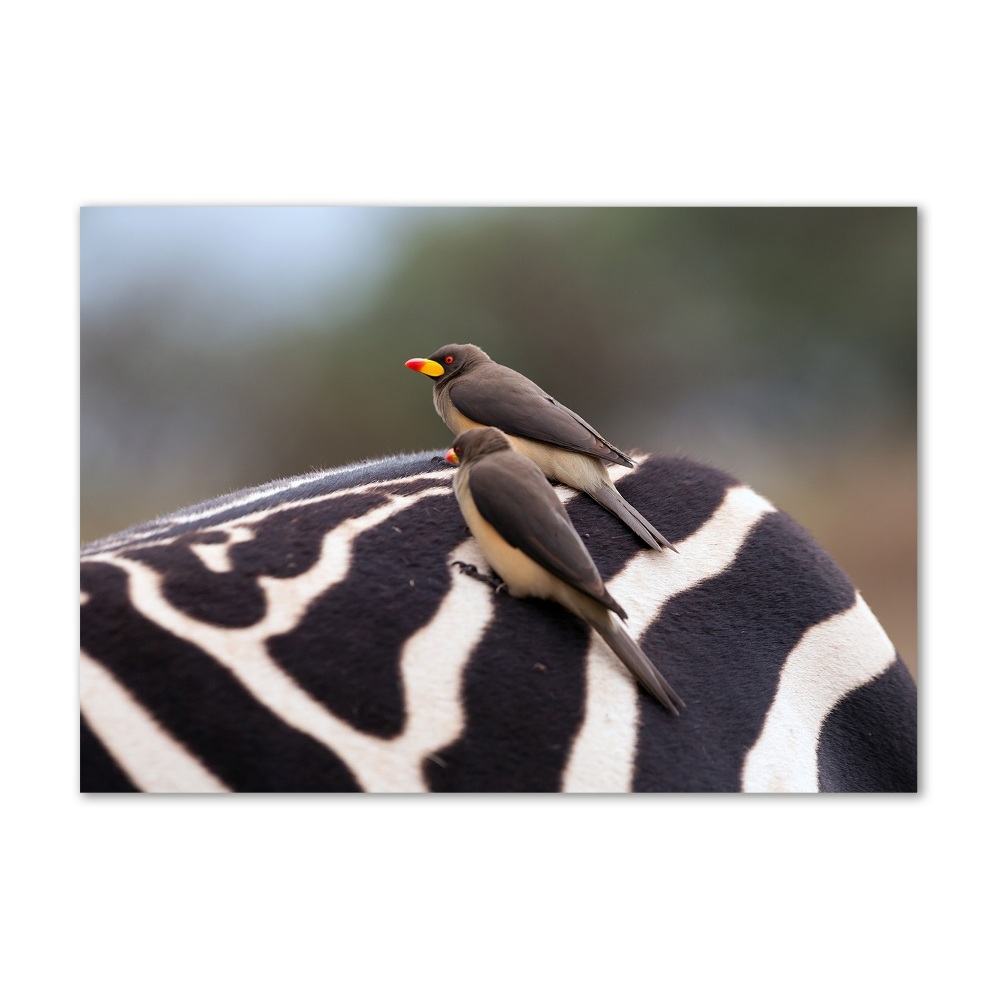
[79,450,917,793]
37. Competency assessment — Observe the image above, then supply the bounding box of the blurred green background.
[80,207,916,674]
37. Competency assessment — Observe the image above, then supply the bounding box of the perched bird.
[405,343,675,551]
[444,426,684,715]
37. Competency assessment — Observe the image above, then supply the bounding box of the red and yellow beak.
[444,447,460,466]
[405,357,445,377]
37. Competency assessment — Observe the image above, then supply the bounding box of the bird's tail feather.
[590,482,677,552]
[591,614,684,715]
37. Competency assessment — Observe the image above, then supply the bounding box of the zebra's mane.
[82,449,450,555]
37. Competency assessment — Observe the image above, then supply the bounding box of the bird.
[444,426,684,715]
[405,343,674,550]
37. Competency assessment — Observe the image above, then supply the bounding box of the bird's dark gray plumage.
[446,426,683,714]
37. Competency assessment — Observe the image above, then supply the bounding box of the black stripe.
[427,596,589,792]
[80,714,139,792]
[80,561,362,792]
[817,657,917,792]
[633,510,858,792]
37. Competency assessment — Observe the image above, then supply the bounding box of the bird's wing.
[449,368,634,467]
[467,453,620,611]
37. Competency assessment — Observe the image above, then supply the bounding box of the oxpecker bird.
[445,426,684,715]
[405,343,675,551]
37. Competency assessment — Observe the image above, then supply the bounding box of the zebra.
[79,449,917,793]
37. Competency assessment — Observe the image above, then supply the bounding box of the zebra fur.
[79,449,917,793]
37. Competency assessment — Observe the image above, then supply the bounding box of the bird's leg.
[451,560,507,593]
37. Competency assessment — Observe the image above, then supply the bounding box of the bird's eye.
[445,355,454,365]
[455,446,461,456]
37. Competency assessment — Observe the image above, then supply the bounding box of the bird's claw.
[451,560,506,592]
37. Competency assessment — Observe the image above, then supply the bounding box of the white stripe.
[741,592,897,792]
[563,483,777,791]
[80,652,230,793]
[346,538,494,791]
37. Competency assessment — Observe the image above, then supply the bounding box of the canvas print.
[79,207,917,792]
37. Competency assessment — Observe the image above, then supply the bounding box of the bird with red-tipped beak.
[405,343,676,551]
[445,426,683,715]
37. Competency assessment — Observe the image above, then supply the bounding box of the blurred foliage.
[80,207,917,670]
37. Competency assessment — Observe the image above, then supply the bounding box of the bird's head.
[405,344,487,381]
[445,426,511,466]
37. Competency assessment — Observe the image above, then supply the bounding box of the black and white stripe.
[79,450,917,792]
